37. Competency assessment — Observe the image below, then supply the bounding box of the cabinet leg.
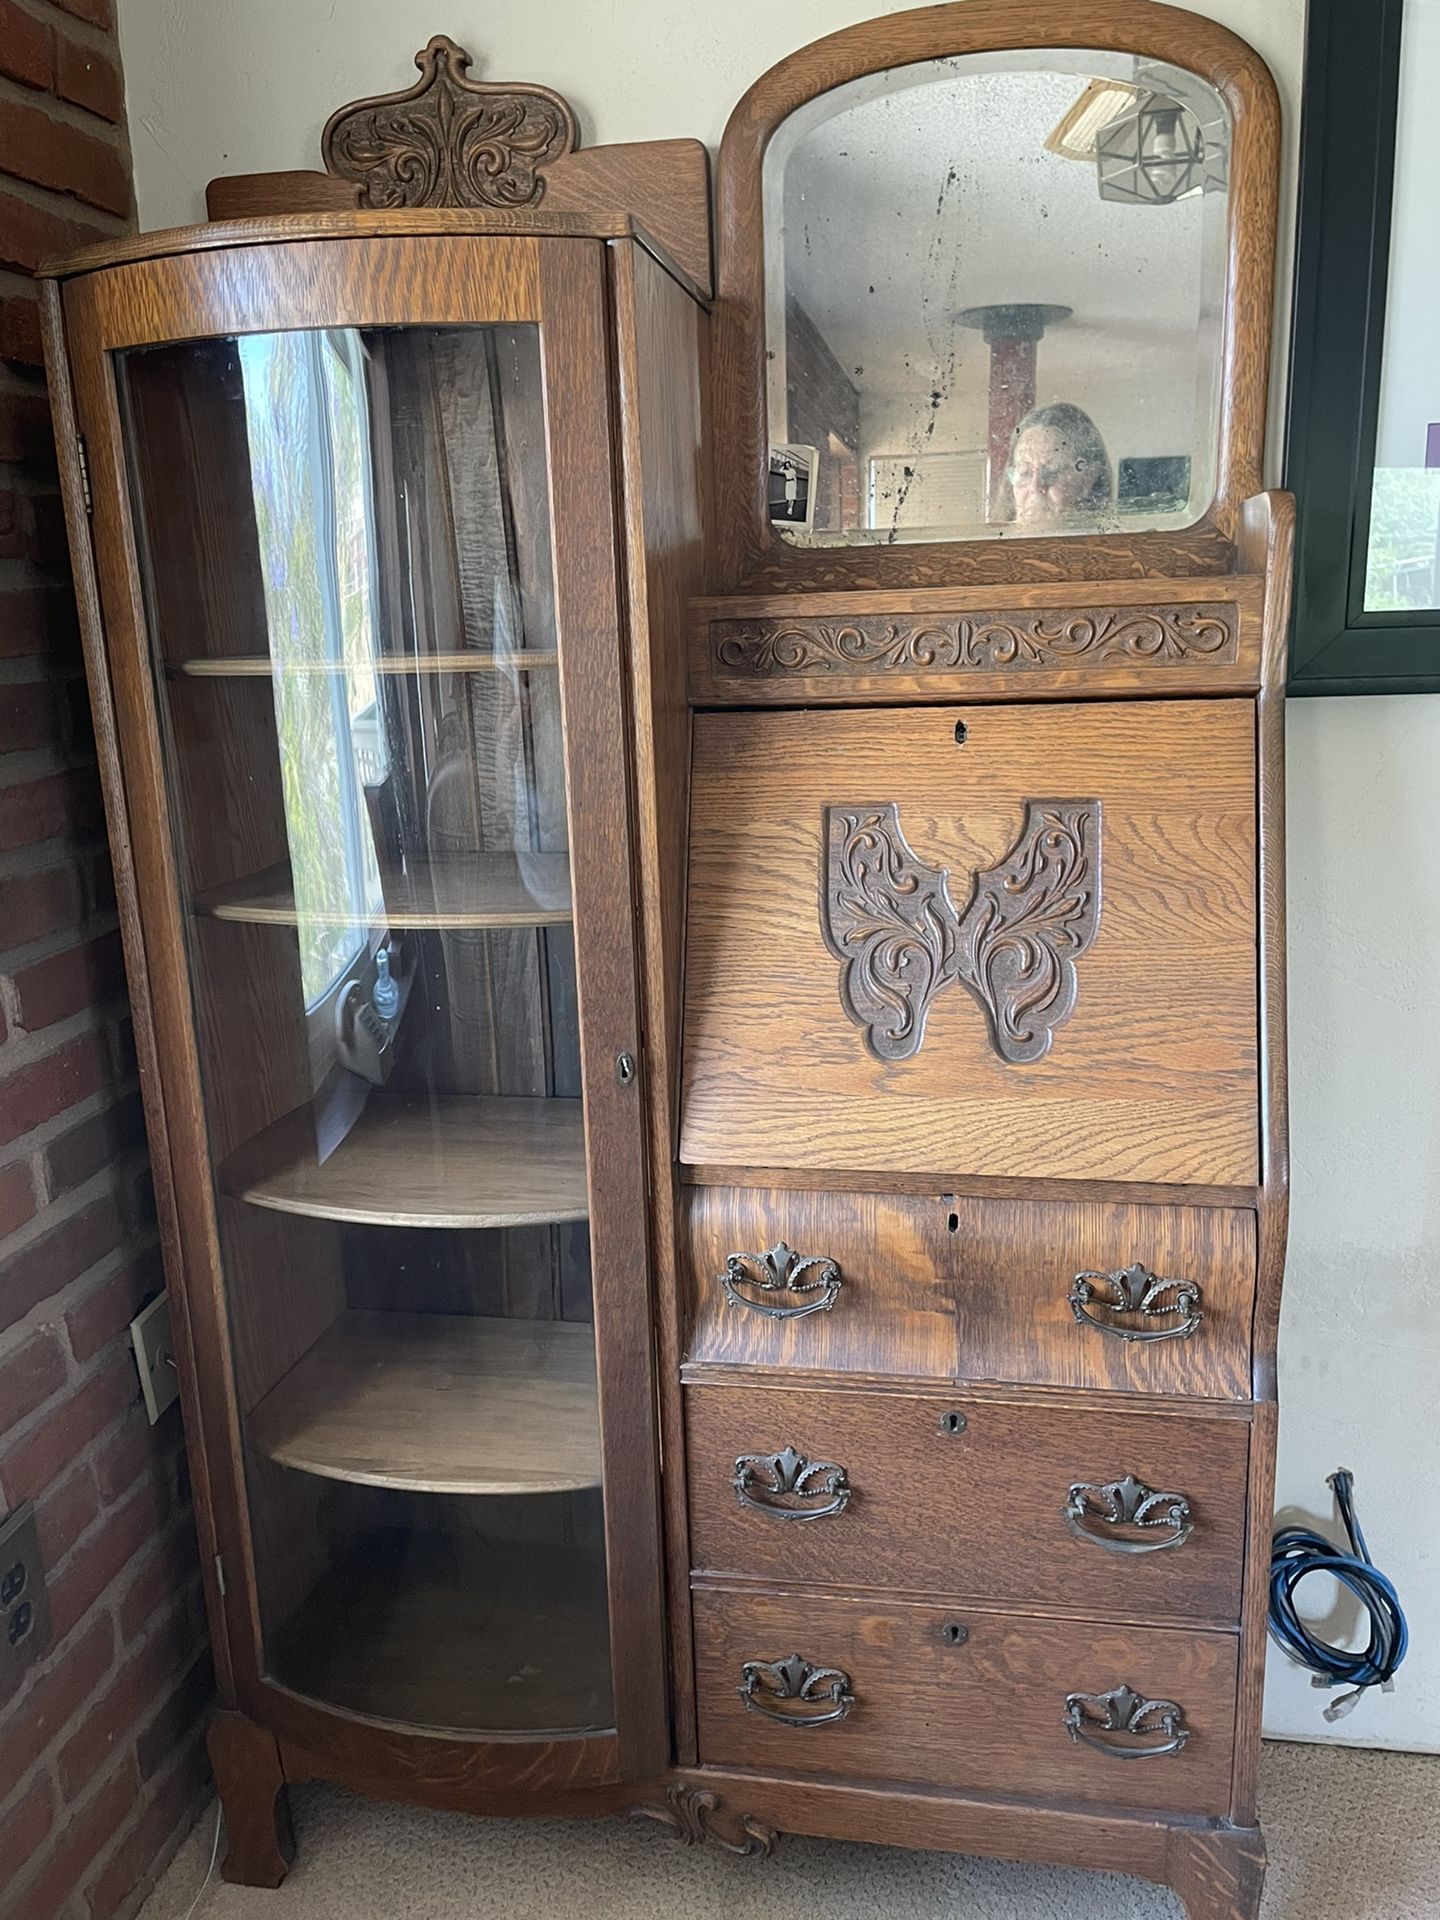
[207,1710,295,1888]
[1167,1827,1265,1920]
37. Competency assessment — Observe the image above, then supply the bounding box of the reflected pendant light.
[1094,92,1205,205]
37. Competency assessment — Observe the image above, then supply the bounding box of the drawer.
[686,1384,1250,1622]
[681,700,1258,1187]
[693,1586,1238,1816]
[684,1186,1255,1399]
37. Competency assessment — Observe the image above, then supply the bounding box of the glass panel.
[762,50,1232,545]
[1363,0,1440,612]
[118,325,612,1735]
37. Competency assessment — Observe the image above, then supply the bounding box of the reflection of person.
[1005,403,1113,526]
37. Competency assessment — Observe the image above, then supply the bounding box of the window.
[238,330,386,1008]
[1286,0,1440,690]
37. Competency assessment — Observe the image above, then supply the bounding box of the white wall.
[116,0,1439,1751]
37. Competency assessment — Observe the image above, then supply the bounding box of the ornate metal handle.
[733,1446,852,1521]
[1064,1475,1193,1554]
[1068,1262,1203,1343]
[720,1241,843,1320]
[1064,1684,1189,1759]
[738,1654,854,1727]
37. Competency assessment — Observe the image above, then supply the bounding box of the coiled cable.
[1268,1469,1408,1721]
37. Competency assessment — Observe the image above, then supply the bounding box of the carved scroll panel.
[821,801,1101,1064]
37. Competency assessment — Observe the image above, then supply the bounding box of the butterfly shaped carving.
[821,801,1102,1064]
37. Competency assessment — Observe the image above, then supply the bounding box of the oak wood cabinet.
[42,9,1290,1917]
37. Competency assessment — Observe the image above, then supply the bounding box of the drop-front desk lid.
[680,699,1258,1188]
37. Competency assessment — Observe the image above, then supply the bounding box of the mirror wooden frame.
[710,0,1281,592]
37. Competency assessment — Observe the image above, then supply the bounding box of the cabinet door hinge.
[76,436,92,515]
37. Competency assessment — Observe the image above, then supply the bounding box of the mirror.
[763,50,1232,546]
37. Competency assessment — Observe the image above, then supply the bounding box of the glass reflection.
[762,50,1232,545]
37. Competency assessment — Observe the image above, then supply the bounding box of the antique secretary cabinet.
[40,7,1290,1918]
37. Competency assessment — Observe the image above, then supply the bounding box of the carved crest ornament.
[822,801,1102,1064]
[321,34,579,209]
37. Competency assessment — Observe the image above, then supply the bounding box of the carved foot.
[631,1784,778,1857]
[208,1710,295,1888]
[1167,1826,1265,1920]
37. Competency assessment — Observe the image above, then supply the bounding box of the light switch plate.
[130,1291,180,1424]
[1,1502,51,1695]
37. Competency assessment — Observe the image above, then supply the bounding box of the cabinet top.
[39,205,681,287]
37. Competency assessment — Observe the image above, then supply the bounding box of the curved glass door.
[117,323,612,1733]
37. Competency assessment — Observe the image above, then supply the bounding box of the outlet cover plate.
[1,1501,51,1695]
[130,1291,180,1424]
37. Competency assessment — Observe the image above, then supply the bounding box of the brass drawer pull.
[1068,1262,1203,1343]
[739,1654,854,1727]
[720,1241,843,1320]
[733,1446,852,1521]
[1064,1683,1189,1759]
[1064,1475,1193,1554]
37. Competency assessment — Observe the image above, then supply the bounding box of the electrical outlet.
[0,1502,51,1694]
[130,1292,180,1424]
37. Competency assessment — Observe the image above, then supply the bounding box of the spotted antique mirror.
[711,0,1279,589]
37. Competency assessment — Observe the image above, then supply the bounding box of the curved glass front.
[118,324,612,1734]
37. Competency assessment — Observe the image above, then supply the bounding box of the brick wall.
[0,6,213,1918]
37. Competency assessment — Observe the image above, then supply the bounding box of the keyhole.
[953,721,968,745]
[940,1410,967,1435]
[942,1621,969,1646]
[947,1212,959,1233]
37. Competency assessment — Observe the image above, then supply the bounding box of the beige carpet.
[140,1742,1439,1920]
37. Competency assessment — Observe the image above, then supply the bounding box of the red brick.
[93,1403,173,1509]
[0,1774,58,1899]
[45,1088,144,1199]
[0,676,55,752]
[0,185,77,276]
[9,1756,137,1920]
[0,582,80,658]
[0,100,130,219]
[12,929,125,1031]
[0,765,103,851]
[0,1340,132,1502]
[0,1154,38,1236]
[87,1734,210,1920]
[116,1524,197,1645]
[134,1650,212,1781]
[0,1610,113,1804]
[65,1245,161,1363]
[36,1456,100,1565]
[0,1028,109,1150]
[0,0,52,93]
[52,0,112,28]
[55,36,124,128]
[0,380,55,465]
[46,1476,161,1645]
[57,1595,201,1797]
[0,859,85,944]
[0,287,44,366]
[0,1318,63,1425]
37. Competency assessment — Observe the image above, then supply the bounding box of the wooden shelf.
[219,1094,588,1229]
[270,1524,613,1733]
[249,1310,601,1495]
[193,852,573,930]
[171,650,559,678]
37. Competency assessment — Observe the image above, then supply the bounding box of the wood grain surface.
[692,1585,1238,1815]
[690,577,1266,706]
[682,1187,1255,1399]
[248,1310,601,1493]
[219,1094,588,1229]
[682,701,1258,1184]
[685,1381,1249,1623]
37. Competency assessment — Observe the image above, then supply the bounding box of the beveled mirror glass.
[763,50,1232,545]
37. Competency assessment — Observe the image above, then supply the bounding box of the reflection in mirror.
[763,50,1231,545]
